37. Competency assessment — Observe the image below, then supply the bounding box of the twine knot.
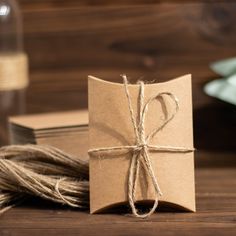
[135,142,147,152]
[88,75,194,218]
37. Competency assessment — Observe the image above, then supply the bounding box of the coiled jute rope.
[89,75,194,218]
[0,144,89,214]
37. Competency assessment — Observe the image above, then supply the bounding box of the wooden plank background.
[15,1,236,150]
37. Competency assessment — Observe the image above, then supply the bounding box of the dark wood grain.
[18,0,236,9]
[14,2,236,150]
[21,3,236,72]
[0,151,235,236]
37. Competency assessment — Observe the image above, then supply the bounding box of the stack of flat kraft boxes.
[9,110,89,161]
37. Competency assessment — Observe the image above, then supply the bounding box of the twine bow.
[88,75,194,218]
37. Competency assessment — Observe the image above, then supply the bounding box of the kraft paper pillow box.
[88,75,195,214]
[9,110,89,161]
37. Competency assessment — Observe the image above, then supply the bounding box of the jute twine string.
[0,145,89,214]
[89,75,194,218]
[0,53,29,91]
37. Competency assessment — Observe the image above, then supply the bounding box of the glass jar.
[0,0,28,145]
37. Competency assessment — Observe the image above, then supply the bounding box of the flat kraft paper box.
[89,75,195,213]
[9,110,89,160]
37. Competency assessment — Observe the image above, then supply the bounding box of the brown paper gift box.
[88,75,195,214]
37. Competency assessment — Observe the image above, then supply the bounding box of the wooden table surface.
[0,151,235,236]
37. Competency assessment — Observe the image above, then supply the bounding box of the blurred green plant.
[204,57,236,105]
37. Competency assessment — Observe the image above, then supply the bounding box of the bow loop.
[122,75,179,218]
[142,92,179,143]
